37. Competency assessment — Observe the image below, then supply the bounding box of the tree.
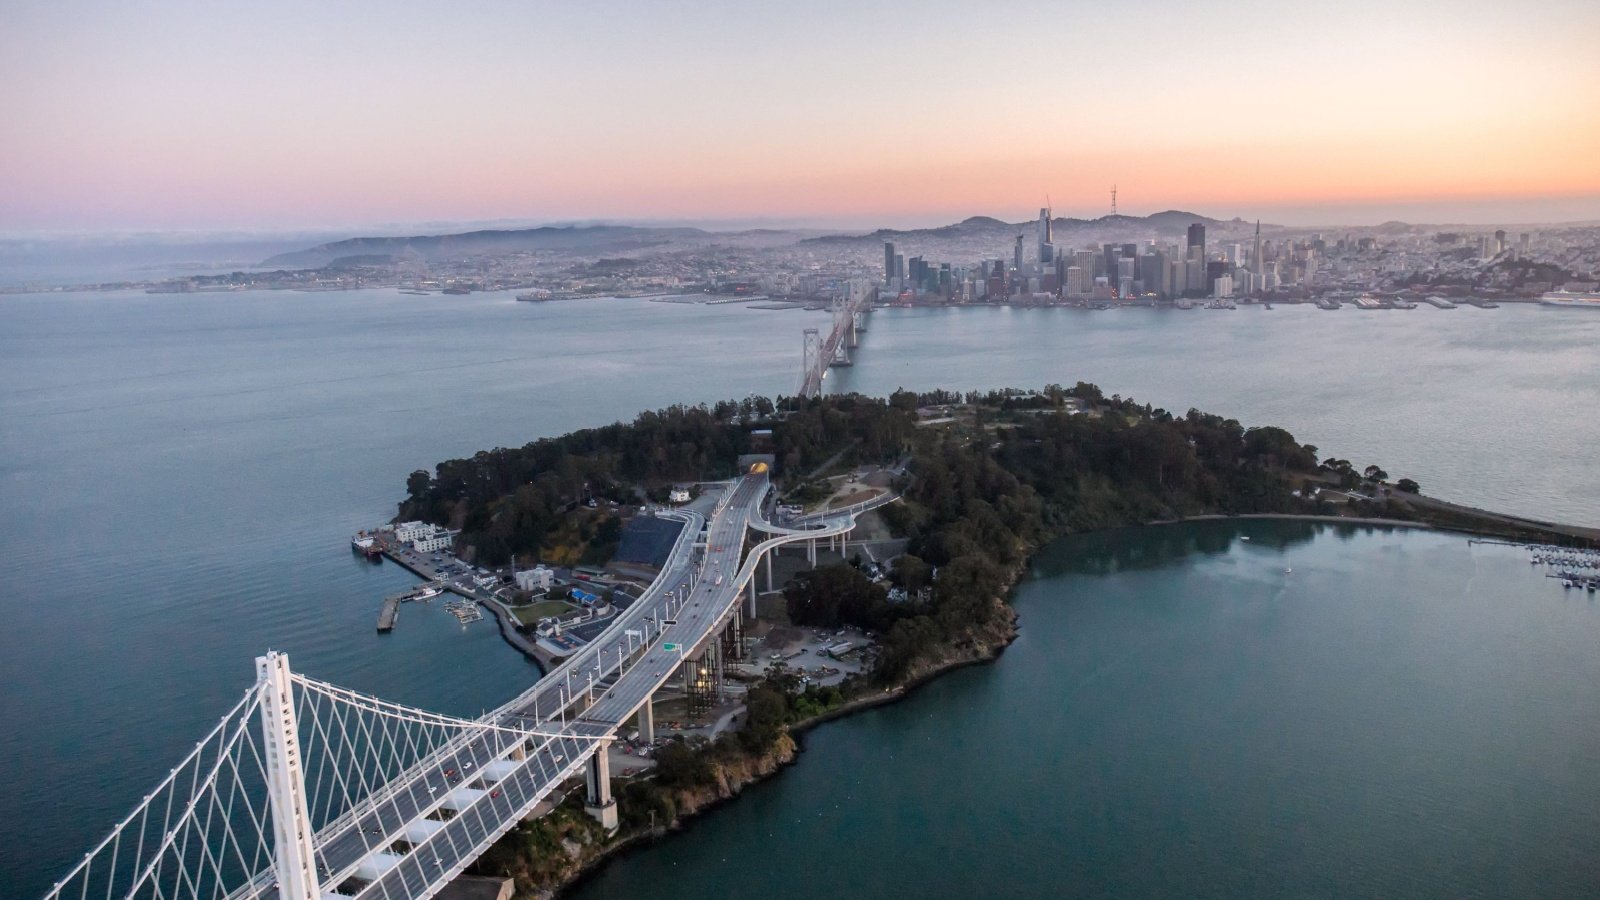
[784,564,892,630]
[1363,465,1388,482]
[1395,478,1420,494]
[653,740,712,788]
[739,684,789,752]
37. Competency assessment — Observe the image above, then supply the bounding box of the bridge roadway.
[254,474,861,900]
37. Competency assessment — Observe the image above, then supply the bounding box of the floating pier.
[376,597,399,632]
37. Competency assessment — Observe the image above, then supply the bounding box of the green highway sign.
[662,642,681,652]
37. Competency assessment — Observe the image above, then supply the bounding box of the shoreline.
[538,607,1020,899]
[1153,497,1596,547]
[511,508,1592,897]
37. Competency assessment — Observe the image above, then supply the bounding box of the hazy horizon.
[6,197,1600,245]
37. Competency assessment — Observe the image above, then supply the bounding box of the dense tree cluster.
[402,385,1362,684]
[398,394,916,564]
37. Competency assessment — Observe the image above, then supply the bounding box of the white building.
[515,565,554,592]
[411,525,456,553]
[668,486,691,504]
[393,521,429,543]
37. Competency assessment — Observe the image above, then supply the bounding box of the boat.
[1539,290,1600,310]
[516,290,553,302]
[441,286,471,295]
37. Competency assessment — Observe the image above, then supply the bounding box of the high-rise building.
[1187,223,1207,256]
[1073,251,1096,293]
[1253,220,1262,272]
[1065,266,1085,295]
[884,242,895,281]
[1185,258,1206,295]
[1037,207,1054,264]
[1519,233,1531,256]
[1138,252,1166,297]
[1494,229,1507,255]
[1206,260,1228,295]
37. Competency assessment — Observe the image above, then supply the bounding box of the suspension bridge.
[798,280,875,398]
[43,473,894,900]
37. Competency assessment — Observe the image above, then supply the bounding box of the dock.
[377,597,399,632]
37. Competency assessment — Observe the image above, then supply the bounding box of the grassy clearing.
[511,599,576,625]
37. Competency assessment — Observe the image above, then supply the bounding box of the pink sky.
[4,0,1598,230]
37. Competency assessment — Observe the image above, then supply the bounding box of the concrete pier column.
[765,551,774,593]
[726,610,745,661]
[636,696,655,744]
[747,573,758,620]
[807,538,816,566]
[584,748,618,832]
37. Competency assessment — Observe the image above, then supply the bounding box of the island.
[385,384,1595,898]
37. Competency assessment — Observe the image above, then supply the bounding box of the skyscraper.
[1073,250,1096,294]
[1252,220,1262,273]
[1138,251,1165,298]
[884,242,895,281]
[1037,207,1054,264]
[1014,235,1025,272]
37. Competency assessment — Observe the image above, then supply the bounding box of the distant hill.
[261,225,715,268]
[803,209,1243,245]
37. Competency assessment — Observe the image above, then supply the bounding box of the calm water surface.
[574,523,1600,899]
[831,305,1600,525]
[1,291,1595,897]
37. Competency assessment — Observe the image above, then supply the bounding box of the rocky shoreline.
[476,504,1596,898]
[481,594,1020,899]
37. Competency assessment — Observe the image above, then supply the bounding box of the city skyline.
[3,0,1599,231]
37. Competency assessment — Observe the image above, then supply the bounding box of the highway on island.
[239,472,865,900]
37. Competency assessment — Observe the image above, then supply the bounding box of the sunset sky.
[3,0,1599,231]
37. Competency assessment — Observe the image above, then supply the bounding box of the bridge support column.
[723,610,745,662]
[636,695,655,744]
[256,652,320,900]
[807,538,816,566]
[747,572,758,620]
[765,550,774,593]
[584,747,618,832]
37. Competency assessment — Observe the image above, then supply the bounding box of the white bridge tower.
[257,652,320,900]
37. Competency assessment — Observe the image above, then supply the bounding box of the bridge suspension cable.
[45,656,582,900]
[43,686,273,900]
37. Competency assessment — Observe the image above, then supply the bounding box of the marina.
[1524,542,1600,591]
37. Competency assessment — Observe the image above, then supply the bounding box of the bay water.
[2,290,1596,897]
